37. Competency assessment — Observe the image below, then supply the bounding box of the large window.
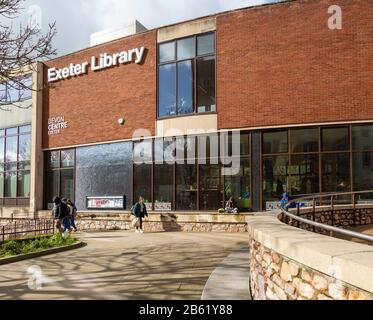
[45,149,75,209]
[0,125,31,206]
[0,74,32,103]
[158,32,216,118]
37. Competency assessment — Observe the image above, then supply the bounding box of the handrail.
[281,190,373,243]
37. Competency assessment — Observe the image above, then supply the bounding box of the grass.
[0,233,78,258]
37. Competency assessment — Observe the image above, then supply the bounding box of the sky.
[2,0,279,57]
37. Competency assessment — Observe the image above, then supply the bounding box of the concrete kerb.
[0,241,85,265]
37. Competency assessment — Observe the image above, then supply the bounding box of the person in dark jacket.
[52,196,70,237]
[132,196,148,233]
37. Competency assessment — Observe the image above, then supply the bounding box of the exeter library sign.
[47,46,146,83]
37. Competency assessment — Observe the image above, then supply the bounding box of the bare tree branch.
[0,0,57,109]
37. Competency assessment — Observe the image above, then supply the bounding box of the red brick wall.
[216,0,373,130]
[43,30,157,149]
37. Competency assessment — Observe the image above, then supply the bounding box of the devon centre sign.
[47,47,146,83]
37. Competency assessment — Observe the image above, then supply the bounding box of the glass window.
[322,127,349,151]
[0,83,6,101]
[61,149,75,167]
[200,164,221,210]
[224,158,251,211]
[0,137,4,163]
[133,164,152,205]
[158,63,176,117]
[353,152,373,190]
[291,128,319,153]
[4,171,17,197]
[322,153,350,192]
[75,142,132,210]
[352,125,373,151]
[197,33,215,56]
[48,151,60,169]
[0,173,3,197]
[19,74,32,100]
[18,134,31,161]
[19,125,32,134]
[46,170,60,209]
[5,136,17,162]
[159,42,175,63]
[6,127,18,135]
[177,37,195,60]
[61,169,74,201]
[176,163,197,210]
[177,60,194,115]
[0,129,4,136]
[289,154,319,196]
[7,80,19,102]
[263,131,288,154]
[154,164,173,210]
[197,56,216,113]
[263,155,289,203]
[17,171,30,197]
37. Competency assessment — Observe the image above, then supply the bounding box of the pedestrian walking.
[131,196,148,233]
[67,199,78,232]
[52,196,70,238]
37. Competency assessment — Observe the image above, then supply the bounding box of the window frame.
[0,74,33,104]
[157,32,216,119]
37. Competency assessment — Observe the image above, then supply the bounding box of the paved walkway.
[202,245,251,300]
[0,231,248,300]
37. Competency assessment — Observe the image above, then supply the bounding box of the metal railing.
[0,218,55,242]
[280,190,373,243]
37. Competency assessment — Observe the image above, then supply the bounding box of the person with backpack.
[67,199,78,232]
[131,196,148,233]
[52,196,70,237]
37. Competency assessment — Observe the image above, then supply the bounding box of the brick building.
[1,0,372,215]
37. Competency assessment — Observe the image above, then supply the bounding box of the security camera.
[118,118,125,125]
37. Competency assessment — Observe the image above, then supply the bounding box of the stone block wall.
[249,239,373,300]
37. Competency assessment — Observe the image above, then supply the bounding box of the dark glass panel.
[263,131,288,154]
[133,139,153,164]
[224,158,251,211]
[46,170,59,209]
[352,125,373,151]
[75,142,133,210]
[322,153,350,192]
[289,154,319,196]
[322,127,349,151]
[196,56,215,113]
[48,151,60,169]
[61,149,75,167]
[4,171,17,197]
[200,164,221,210]
[159,41,175,63]
[61,169,74,202]
[176,163,197,210]
[133,163,152,205]
[262,155,289,204]
[177,37,195,60]
[158,63,176,117]
[353,152,373,197]
[17,170,30,197]
[197,33,215,56]
[5,136,17,162]
[177,60,194,115]
[290,128,319,153]
[154,164,173,210]
[18,134,31,161]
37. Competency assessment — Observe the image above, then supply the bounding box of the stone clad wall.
[249,239,373,300]
[37,211,250,233]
